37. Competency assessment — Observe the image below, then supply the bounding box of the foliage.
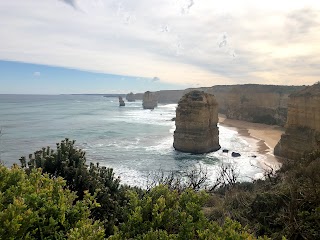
[19,138,126,236]
[206,151,320,239]
[0,127,3,164]
[0,164,104,239]
[146,163,239,193]
[109,185,267,239]
[14,138,320,239]
[146,166,209,192]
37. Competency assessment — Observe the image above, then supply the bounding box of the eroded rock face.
[142,91,158,109]
[210,85,304,126]
[126,92,135,102]
[119,96,125,106]
[132,85,304,126]
[173,90,220,153]
[274,83,320,159]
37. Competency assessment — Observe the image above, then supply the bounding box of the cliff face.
[173,91,220,153]
[210,85,304,126]
[133,85,304,126]
[154,90,185,103]
[274,83,320,159]
[142,91,158,109]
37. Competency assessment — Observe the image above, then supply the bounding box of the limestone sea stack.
[274,83,320,159]
[142,91,158,109]
[173,90,220,153]
[119,96,125,106]
[126,92,135,102]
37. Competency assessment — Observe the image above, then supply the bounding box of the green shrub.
[20,138,127,236]
[206,151,320,239]
[109,185,267,239]
[0,164,104,239]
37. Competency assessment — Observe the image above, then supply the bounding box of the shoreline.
[218,114,285,170]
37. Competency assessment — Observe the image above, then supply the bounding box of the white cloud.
[0,0,320,87]
[33,71,41,77]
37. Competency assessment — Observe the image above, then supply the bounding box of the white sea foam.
[0,95,272,188]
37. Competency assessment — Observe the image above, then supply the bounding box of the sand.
[218,114,285,169]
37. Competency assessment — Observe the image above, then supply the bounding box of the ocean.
[0,94,268,187]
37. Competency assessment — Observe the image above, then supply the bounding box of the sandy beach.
[218,114,285,169]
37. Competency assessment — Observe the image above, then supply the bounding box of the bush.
[109,185,267,239]
[206,151,320,239]
[0,164,104,239]
[19,138,127,236]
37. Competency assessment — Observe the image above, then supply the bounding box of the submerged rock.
[119,96,125,106]
[274,83,320,159]
[231,152,241,157]
[142,91,158,109]
[173,90,220,154]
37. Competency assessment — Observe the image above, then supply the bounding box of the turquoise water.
[0,94,266,187]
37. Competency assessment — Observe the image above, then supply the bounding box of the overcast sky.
[0,0,319,94]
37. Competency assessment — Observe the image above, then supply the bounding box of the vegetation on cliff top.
[205,151,320,239]
[1,138,319,239]
[0,164,104,239]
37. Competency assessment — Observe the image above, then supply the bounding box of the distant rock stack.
[126,92,135,102]
[142,91,158,109]
[119,96,125,107]
[274,83,320,159]
[173,90,220,153]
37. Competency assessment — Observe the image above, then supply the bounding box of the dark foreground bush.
[19,138,127,236]
[0,164,104,239]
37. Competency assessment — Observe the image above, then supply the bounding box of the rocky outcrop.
[210,85,304,126]
[274,83,320,159]
[173,90,220,153]
[126,92,135,102]
[132,85,304,126]
[119,96,125,106]
[131,90,184,103]
[231,152,241,157]
[142,91,158,109]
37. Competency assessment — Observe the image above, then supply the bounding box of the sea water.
[0,94,267,187]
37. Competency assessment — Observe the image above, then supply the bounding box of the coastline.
[218,114,285,170]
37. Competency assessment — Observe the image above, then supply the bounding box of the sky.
[0,0,320,94]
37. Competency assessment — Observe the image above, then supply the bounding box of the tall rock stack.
[274,83,320,159]
[126,92,135,102]
[142,91,158,109]
[119,96,125,106]
[173,90,220,153]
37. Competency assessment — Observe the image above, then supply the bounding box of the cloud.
[59,0,77,10]
[286,8,319,37]
[0,0,320,87]
[178,0,195,14]
[33,71,41,77]
[152,77,160,82]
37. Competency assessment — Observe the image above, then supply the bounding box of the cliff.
[142,91,158,109]
[274,83,320,159]
[211,85,304,126]
[133,85,304,126]
[173,90,220,153]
